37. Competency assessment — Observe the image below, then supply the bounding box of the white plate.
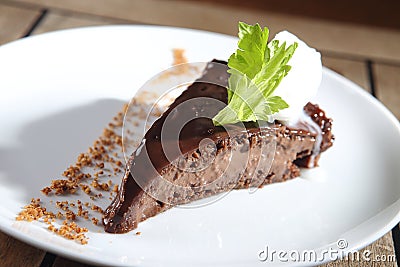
[0,25,400,266]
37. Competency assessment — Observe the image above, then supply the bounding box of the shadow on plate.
[0,99,126,201]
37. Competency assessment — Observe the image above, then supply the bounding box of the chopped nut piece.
[91,218,99,225]
[113,185,119,193]
[79,184,91,195]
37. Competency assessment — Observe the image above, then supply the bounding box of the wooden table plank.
[0,3,41,45]
[0,230,45,267]
[52,257,91,267]
[374,63,400,118]
[322,56,370,91]
[188,0,400,30]
[9,0,400,63]
[32,12,128,35]
[324,232,396,266]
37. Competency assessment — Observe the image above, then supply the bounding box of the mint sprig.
[213,22,297,126]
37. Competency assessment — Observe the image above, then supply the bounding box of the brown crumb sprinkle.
[17,98,141,245]
[41,179,79,195]
[79,184,91,195]
[16,199,88,244]
[76,153,93,167]
[113,185,119,193]
[172,48,187,66]
[48,221,88,245]
[91,217,99,225]
[16,198,46,222]
[91,204,103,213]
[41,187,51,195]
[96,162,105,169]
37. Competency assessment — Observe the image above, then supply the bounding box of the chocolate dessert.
[103,60,334,233]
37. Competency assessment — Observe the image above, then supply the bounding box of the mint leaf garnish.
[213,22,297,126]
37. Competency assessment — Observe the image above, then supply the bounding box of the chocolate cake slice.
[103,60,333,233]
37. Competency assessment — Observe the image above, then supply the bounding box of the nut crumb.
[17,97,150,245]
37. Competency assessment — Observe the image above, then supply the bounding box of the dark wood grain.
[187,0,400,31]
[322,56,370,91]
[0,231,45,267]
[375,63,400,118]
[8,0,400,62]
[0,3,41,45]
[52,257,92,267]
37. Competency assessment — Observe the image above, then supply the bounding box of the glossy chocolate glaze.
[139,60,230,175]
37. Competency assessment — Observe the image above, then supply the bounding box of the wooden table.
[0,0,399,266]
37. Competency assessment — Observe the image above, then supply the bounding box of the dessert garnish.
[213,22,296,125]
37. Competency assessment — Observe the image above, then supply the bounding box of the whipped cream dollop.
[268,31,322,124]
